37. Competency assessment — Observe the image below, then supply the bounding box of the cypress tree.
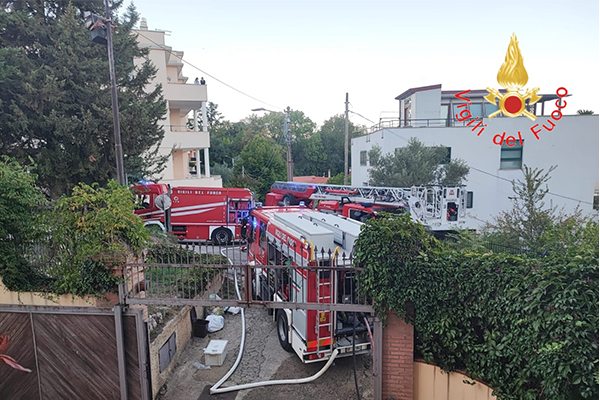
[0,1,167,197]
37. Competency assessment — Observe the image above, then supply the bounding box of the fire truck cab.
[132,182,253,244]
[246,206,372,363]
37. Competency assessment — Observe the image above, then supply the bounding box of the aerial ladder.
[266,181,468,234]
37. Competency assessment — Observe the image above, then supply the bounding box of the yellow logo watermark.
[484,33,542,120]
[454,33,568,145]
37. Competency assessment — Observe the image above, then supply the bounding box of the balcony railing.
[163,82,207,103]
[367,118,478,134]
[167,125,194,132]
[367,112,577,135]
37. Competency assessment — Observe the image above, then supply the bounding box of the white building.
[132,18,221,187]
[352,84,599,230]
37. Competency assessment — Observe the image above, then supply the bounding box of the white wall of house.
[352,115,599,230]
[133,22,221,187]
[413,88,443,126]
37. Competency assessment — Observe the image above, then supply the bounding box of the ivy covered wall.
[354,214,598,400]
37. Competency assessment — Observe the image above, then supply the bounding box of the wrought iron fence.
[482,240,539,257]
[122,242,372,312]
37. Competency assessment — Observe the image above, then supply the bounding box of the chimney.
[328,169,331,178]
[140,17,148,30]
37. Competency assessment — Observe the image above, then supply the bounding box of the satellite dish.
[155,194,172,211]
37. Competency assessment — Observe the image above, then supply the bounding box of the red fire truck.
[265,181,467,234]
[246,205,372,363]
[132,182,253,244]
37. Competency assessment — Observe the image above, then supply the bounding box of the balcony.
[161,126,210,151]
[163,83,207,111]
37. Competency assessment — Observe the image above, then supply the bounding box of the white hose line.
[211,248,338,394]
[210,251,247,394]
[211,349,340,394]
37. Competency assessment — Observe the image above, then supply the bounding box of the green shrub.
[45,180,149,296]
[0,157,48,291]
[354,214,599,400]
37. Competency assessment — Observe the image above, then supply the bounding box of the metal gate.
[118,242,382,398]
[121,242,372,313]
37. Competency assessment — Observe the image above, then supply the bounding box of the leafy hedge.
[354,213,599,400]
[0,167,149,296]
[0,157,49,291]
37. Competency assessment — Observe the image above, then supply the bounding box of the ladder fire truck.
[265,181,467,234]
[132,182,253,244]
[246,206,372,363]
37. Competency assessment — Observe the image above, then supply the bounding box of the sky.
[129,0,599,129]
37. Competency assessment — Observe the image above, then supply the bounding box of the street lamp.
[83,1,126,186]
[252,106,293,182]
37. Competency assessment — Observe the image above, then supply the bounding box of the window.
[159,332,177,372]
[259,221,267,250]
[500,141,523,169]
[360,150,367,166]
[441,104,451,126]
[469,103,484,120]
[441,147,451,164]
[467,191,473,209]
[485,103,499,117]
[594,185,599,211]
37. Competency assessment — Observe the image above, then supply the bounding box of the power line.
[349,109,593,206]
[135,30,282,111]
[469,167,593,205]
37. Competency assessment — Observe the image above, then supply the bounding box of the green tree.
[577,109,594,115]
[232,135,285,201]
[483,165,591,252]
[0,2,167,198]
[368,137,469,187]
[327,172,347,185]
[0,157,47,291]
[188,101,224,130]
[318,115,365,176]
[292,131,328,176]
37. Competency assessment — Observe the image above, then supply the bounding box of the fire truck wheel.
[211,228,231,246]
[282,194,297,206]
[276,311,293,352]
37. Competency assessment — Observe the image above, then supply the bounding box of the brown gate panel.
[124,314,142,400]
[0,312,40,400]
[33,313,120,400]
[0,306,148,400]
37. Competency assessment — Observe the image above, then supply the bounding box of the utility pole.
[344,93,349,185]
[284,106,293,182]
[104,0,126,185]
[84,3,126,185]
[251,106,293,181]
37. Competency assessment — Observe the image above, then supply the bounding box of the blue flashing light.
[138,179,152,185]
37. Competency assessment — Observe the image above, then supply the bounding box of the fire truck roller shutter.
[211,227,233,245]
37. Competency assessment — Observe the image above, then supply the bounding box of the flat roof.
[395,84,442,100]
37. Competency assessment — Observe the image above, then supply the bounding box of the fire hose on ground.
[209,248,339,394]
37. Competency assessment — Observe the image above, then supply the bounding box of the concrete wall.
[0,280,117,307]
[352,115,599,229]
[149,305,202,398]
[382,311,414,400]
[414,361,497,400]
